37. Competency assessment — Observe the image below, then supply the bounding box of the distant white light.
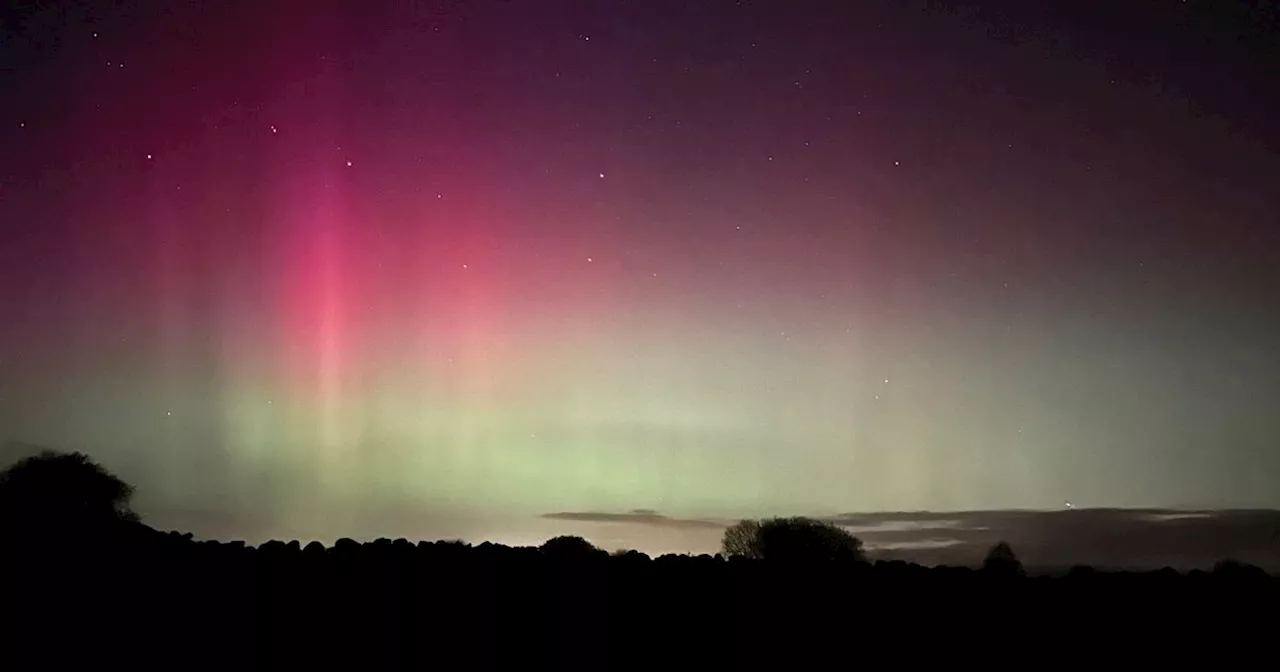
[1065,501,1073,509]
[587,257,593,263]
[146,154,153,160]
[346,160,352,167]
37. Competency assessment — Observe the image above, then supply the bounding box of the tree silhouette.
[0,449,140,538]
[982,541,1024,576]
[721,517,865,562]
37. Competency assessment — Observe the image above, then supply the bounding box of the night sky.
[1,1,1278,553]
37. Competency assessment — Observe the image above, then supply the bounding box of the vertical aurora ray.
[246,36,371,518]
[273,150,360,503]
[148,168,192,501]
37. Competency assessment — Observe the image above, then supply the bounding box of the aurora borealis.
[2,1,1278,553]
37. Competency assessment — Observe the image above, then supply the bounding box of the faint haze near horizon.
[2,440,1275,571]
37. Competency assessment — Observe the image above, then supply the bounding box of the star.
[146,154,153,160]
[166,411,172,416]
[270,125,278,134]
[894,160,900,166]
[587,257,593,262]
[346,160,353,167]
[883,378,889,384]
[461,263,468,269]
[598,172,605,178]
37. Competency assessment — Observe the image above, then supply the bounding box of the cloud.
[541,510,727,530]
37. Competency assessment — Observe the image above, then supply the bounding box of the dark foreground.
[5,527,1276,669]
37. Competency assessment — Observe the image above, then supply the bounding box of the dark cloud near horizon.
[541,510,725,530]
[547,508,1280,572]
[840,508,1280,572]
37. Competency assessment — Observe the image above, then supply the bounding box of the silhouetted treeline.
[5,526,1277,669]
[1,450,1276,668]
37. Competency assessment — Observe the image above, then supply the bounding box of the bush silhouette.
[982,541,1024,576]
[540,535,605,559]
[721,516,865,562]
[0,449,139,539]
